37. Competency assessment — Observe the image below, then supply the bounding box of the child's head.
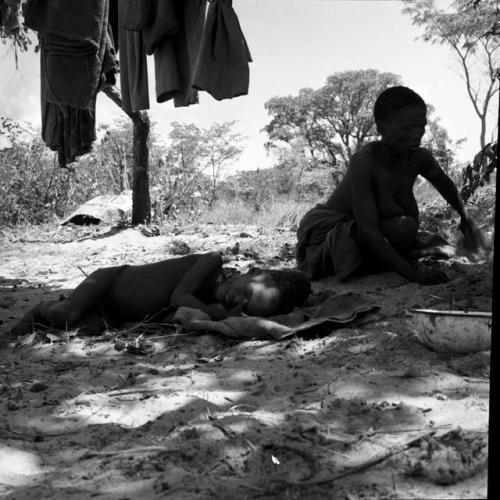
[215,268,311,317]
[374,86,427,152]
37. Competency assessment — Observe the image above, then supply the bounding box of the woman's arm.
[417,148,490,253]
[417,148,467,218]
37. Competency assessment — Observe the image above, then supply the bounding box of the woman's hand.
[459,215,491,255]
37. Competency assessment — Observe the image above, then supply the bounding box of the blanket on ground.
[174,292,380,341]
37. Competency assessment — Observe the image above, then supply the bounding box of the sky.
[0,0,498,172]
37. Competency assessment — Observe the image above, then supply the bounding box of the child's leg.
[9,300,58,336]
[44,267,122,330]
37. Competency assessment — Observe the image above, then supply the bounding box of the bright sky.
[0,0,498,172]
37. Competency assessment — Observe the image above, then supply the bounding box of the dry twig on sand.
[284,429,437,486]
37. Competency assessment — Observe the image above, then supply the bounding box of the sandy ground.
[0,223,492,499]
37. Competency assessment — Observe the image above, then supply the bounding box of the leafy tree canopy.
[401,0,500,150]
[264,69,459,179]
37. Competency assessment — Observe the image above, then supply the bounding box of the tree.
[150,121,244,218]
[104,87,150,225]
[264,69,457,182]
[313,70,403,165]
[264,88,331,166]
[0,117,71,225]
[401,0,500,150]
[265,70,402,178]
[422,105,465,175]
[203,122,244,205]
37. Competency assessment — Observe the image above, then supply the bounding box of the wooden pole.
[103,85,151,224]
[488,71,499,496]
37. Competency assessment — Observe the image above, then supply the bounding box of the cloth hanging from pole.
[118,0,252,112]
[192,0,253,101]
[24,0,118,167]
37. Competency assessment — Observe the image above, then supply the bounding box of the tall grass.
[195,196,312,229]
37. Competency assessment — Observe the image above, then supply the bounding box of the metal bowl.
[410,309,491,354]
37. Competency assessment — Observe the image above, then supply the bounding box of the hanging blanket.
[24,0,107,49]
[25,0,117,166]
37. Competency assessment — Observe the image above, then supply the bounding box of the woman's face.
[379,105,427,153]
[215,273,280,317]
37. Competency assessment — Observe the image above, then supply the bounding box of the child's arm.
[170,252,229,320]
[351,152,446,285]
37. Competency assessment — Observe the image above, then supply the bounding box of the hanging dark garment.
[142,0,180,54]
[108,0,119,52]
[121,0,152,31]
[24,0,117,166]
[117,0,252,113]
[118,4,150,114]
[153,0,205,107]
[25,0,108,50]
[192,0,252,101]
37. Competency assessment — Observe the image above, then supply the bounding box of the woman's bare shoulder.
[412,147,440,175]
[349,141,379,173]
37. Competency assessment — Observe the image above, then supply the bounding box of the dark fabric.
[142,0,180,55]
[118,5,150,113]
[24,0,107,49]
[41,103,96,168]
[28,0,116,165]
[116,0,251,112]
[108,0,119,52]
[40,33,101,110]
[154,0,205,107]
[122,0,151,31]
[101,27,118,88]
[192,0,252,101]
[296,205,363,281]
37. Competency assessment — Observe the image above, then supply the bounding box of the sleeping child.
[10,252,311,336]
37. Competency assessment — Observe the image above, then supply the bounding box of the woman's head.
[374,86,427,152]
[215,268,311,317]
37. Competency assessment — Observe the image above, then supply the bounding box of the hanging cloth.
[118,2,150,114]
[117,0,252,113]
[24,0,117,166]
[152,0,205,107]
[192,0,252,101]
